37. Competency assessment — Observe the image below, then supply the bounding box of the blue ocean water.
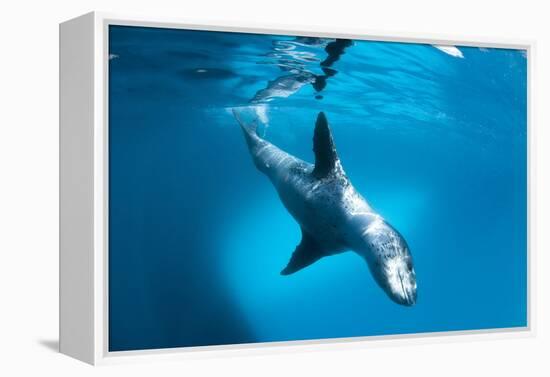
[108,25,527,352]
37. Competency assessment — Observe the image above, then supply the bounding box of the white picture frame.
[59,11,535,365]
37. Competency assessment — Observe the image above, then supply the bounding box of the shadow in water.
[38,339,59,353]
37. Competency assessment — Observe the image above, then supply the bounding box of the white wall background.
[0,0,547,375]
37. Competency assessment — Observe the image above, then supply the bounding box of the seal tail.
[232,108,261,149]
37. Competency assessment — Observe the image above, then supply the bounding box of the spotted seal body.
[234,110,417,306]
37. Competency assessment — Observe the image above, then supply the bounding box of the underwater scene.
[108,25,527,351]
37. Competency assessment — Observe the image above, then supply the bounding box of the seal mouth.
[397,272,416,306]
[382,257,417,306]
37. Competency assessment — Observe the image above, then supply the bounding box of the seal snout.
[396,274,417,306]
[386,258,417,307]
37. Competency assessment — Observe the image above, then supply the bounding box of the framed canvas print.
[59,12,533,365]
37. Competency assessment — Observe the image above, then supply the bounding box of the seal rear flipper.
[233,108,264,153]
[281,229,325,275]
[312,112,340,179]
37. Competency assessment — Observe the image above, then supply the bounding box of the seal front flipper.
[312,112,339,179]
[281,229,325,275]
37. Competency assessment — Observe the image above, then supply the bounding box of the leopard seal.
[234,110,417,306]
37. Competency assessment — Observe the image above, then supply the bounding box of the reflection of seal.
[234,110,417,306]
[251,38,353,103]
[250,72,315,103]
